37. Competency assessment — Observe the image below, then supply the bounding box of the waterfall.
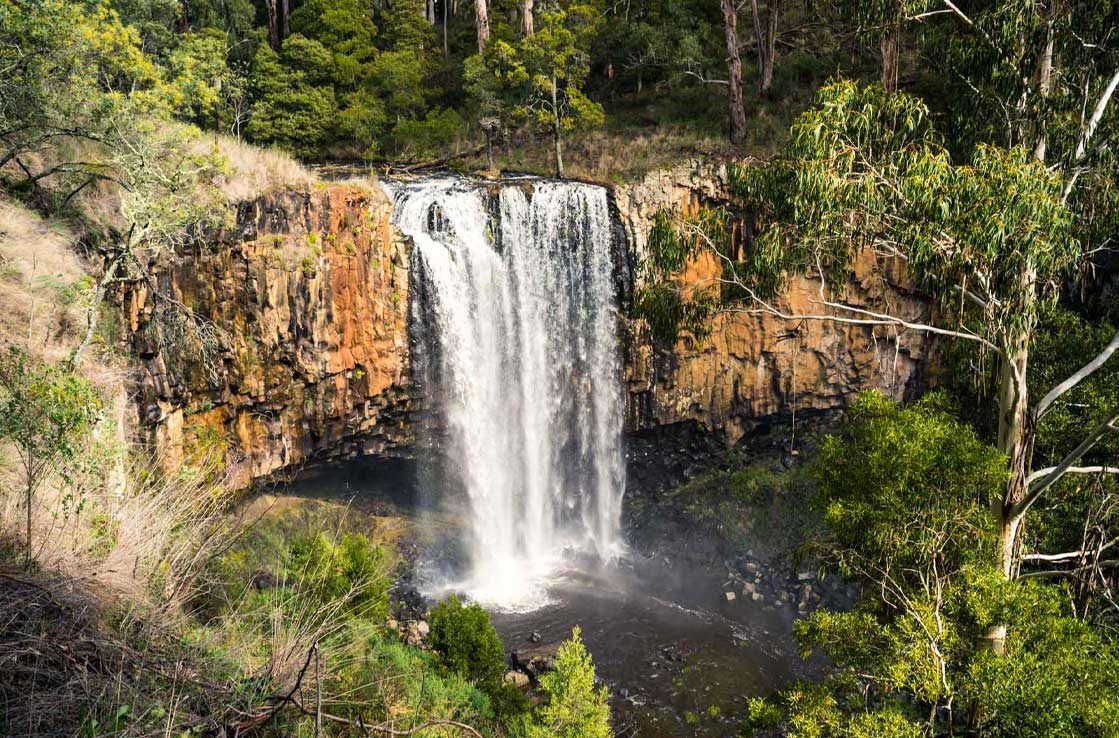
[384,175,626,610]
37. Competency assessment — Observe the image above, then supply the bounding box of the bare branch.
[1013,408,1119,518]
[1073,66,1119,164]
[1023,536,1119,563]
[681,70,729,86]
[1026,465,1119,486]
[1063,66,1119,199]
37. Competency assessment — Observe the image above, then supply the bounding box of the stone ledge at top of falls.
[121,164,935,490]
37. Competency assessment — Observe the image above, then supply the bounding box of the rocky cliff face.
[128,164,935,489]
[125,184,414,489]
[613,161,934,447]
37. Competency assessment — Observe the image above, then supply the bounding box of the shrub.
[285,532,390,621]
[529,626,610,738]
[429,594,506,687]
[428,594,527,718]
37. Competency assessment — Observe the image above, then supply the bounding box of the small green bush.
[528,627,610,738]
[287,532,390,621]
[429,594,506,687]
[428,594,527,718]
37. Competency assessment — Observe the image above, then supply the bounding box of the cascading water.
[383,175,626,610]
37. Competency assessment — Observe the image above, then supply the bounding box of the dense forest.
[1,0,1119,736]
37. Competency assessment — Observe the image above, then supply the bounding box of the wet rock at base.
[404,619,430,646]
[505,670,531,689]
[513,642,561,681]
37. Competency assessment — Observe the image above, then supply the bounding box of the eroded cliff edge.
[125,184,414,489]
[614,161,935,447]
[126,166,935,488]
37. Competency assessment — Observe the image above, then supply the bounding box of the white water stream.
[383,176,626,610]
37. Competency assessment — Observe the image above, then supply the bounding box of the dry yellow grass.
[464,125,734,183]
[0,197,89,362]
[197,132,313,202]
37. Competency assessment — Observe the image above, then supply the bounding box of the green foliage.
[528,627,611,738]
[737,80,1077,340]
[754,393,1119,738]
[813,390,1007,578]
[328,626,497,728]
[429,594,507,688]
[0,0,170,174]
[633,207,726,344]
[247,37,340,157]
[167,30,247,131]
[289,0,378,82]
[0,347,101,565]
[467,0,605,175]
[287,532,391,620]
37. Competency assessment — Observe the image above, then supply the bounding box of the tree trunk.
[994,269,1038,580]
[1032,4,1055,160]
[443,0,449,56]
[24,452,32,570]
[474,0,490,54]
[521,0,533,36]
[750,0,777,93]
[70,248,129,369]
[880,27,899,93]
[552,77,564,178]
[266,0,281,51]
[281,0,290,42]
[721,0,747,144]
[994,346,1032,579]
[427,0,436,24]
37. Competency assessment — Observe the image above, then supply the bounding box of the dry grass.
[461,125,735,183]
[0,451,233,606]
[0,198,88,362]
[0,448,237,737]
[196,132,313,202]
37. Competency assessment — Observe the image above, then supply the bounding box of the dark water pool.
[282,458,812,737]
[488,555,809,738]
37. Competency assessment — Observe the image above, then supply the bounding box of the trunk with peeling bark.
[991,267,1038,580]
[880,30,899,93]
[749,0,778,93]
[521,0,533,36]
[995,344,1033,579]
[474,0,490,53]
[721,0,747,144]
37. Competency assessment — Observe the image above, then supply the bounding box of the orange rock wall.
[614,161,935,444]
[125,184,414,488]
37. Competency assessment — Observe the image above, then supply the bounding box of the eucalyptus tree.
[467,0,604,177]
[642,77,1117,583]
